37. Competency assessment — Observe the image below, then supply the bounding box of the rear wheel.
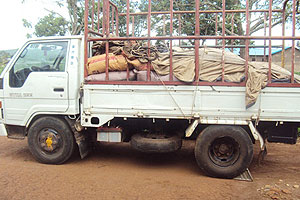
[194,125,253,178]
[27,116,75,164]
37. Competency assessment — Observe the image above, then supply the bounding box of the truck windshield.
[9,41,68,88]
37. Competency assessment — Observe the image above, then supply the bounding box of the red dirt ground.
[0,137,300,200]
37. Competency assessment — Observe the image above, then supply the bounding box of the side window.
[9,41,68,88]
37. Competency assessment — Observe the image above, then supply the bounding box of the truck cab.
[0,36,83,138]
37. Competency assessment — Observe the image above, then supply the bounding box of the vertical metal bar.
[92,0,95,30]
[215,14,218,46]
[268,0,272,83]
[281,8,286,68]
[291,0,296,83]
[106,0,110,35]
[97,0,100,32]
[126,0,130,37]
[221,0,226,82]
[195,2,200,35]
[169,0,174,81]
[84,0,89,78]
[105,42,109,81]
[264,12,267,62]
[127,15,135,81]
[125,0,130,81]
[178,14,182,47]
[105,0,110,81]
[102,6,105,35]
[132,16,135,36]
[115,6,119,36]
[245,0,250,82]
[195,0,200,82]
[111,7,115,35]
[147,0,151,81]
[231,13,234,52]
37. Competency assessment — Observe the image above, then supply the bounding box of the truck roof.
[26,35,83,43]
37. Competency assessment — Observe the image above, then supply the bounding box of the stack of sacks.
[86,39,151,81]
[86,39,174,82]
[86,53,136,81]
[85,71,136,81]
[87,53,128,75]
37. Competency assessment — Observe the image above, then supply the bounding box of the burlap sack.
[85,71,136,81]
[87,53,128,75]
[136,70,180,82]
[126,58,148,70]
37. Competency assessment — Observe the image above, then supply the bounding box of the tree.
[135,0,298,36]
[22,0,85,37]
[0,51,12,72]
[52,0,144,36]
[137,0,242,44]
[110,0,146,37]
[34,13,68,37]
[23,13,68,38]
[22,0,298,39]
[131,0,298,57]
[64,0,85,35]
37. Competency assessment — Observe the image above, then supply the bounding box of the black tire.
[130,133,182,153]
[27,117,75,164]
[194,125,253,179]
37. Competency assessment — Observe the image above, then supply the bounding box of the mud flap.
[65,117,90,159]
[5,125,26,139]
[257,145,267,166]
[74,130,90,159]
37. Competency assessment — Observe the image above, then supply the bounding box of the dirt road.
[0,137,299,200]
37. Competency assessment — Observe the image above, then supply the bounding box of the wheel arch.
[192,123,255,144]
[25,114,71,136]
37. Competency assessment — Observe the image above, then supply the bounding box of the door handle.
[53,88,64,92]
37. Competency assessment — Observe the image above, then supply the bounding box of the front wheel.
[194,125,253,179]
[27,117,75,164]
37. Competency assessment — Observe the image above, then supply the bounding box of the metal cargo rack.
[84,0,300,87]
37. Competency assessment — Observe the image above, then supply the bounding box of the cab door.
[3,40,70,126]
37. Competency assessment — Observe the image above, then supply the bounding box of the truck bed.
[81,84,300,127]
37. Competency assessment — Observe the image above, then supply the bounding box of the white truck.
[0,0,299,179]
